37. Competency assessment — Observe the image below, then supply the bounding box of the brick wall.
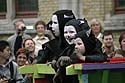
[81,0,113,21]
[38,0,59,23]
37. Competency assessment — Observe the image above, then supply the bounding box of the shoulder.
[23,33,32,38]
[7,34,16,41]
[10,61,18,67]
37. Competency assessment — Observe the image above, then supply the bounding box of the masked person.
[54,19,109,83]
[37,10,76,83]
[37,10,76,63]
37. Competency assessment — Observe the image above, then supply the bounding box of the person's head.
[119,32,125,50]
[102,31,114,48]
[0,40,11,60]
[51,10,76,37]
[113,49,125,58]
[23,38,35,53]
[13,19,26,35]
[34,20,46,36]
[16,48,28,66]
[90,18,103,36]
[64,18,91,44]
[74,31,96,55]
[51,10,76,49]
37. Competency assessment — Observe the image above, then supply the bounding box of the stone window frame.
[0,0,7,19]
[15,0,38,18]
[114,0,125,14]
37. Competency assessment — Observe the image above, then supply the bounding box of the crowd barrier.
[19,58,125,83]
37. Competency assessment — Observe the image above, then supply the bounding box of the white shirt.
[33,35,49,56]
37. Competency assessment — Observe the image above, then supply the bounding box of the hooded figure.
[70,31,110,63]
[53,18,109,83]
[37,10,75,63]
[53,18,91,83]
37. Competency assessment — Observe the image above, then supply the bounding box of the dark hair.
[34,20,46,29]
[0,40,9,52]
[119,32,125,47]
[23,38,35,48]
[102,31,113,39]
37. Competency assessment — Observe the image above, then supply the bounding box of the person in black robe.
[54,19,109,83]
[37,10,76,83]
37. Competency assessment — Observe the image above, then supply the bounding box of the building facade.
[0,0,125,46]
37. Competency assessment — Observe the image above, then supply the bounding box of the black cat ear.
[64,14,74,18]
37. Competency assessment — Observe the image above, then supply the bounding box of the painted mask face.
[64,25,77,44]
[74,37,86,54]
[51,15,60,37]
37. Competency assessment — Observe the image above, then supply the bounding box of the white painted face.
[51,15,60,37]
[64,25,77,44]
[74,37,86,54]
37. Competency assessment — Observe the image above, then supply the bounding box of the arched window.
[16,0,38,18]
[115,0,125,14]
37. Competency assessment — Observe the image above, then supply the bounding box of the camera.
[18,26,26,32]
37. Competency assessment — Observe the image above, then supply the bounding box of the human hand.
[57,56,72,67]
[74,49,86,61]
[0,78,8,83]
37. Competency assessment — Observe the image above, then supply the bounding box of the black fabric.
[9,61,16,83]
[65,18,90,33]
[37,10,76,63]
[75,31,96,55]
[53,10,76,50]
[14,36,22,56]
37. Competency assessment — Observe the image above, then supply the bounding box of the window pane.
[0,0,7,12]
[17,0,38,12]
[117,0,125,7]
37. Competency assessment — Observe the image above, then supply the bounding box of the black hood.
[65,18,90,33]
[53,10,76,49]
[75,31,96,55]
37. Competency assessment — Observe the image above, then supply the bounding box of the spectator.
[90,18,103,42]
[22,38,37,83]
[16,48,28,67]
[7,19,31,60]
[112,49,125,58]
[23,38,37,64]
[119,31,125,51]
[102,31,118,57]
[33,20,49,56]
[0,40,23,83]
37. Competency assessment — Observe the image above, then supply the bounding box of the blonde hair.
[90,18,103,32]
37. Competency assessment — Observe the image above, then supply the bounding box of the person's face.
[0,46,11,60]
[121,38,125,50]
[64,25,77,44]
[17,53,27,66]
[24,40,35,52]
[15,21,25,34]
[103,35,113,48]
[36,24,45,36]
[74,38,85,54]
[91,21,101,34]
[52,15,60,36]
